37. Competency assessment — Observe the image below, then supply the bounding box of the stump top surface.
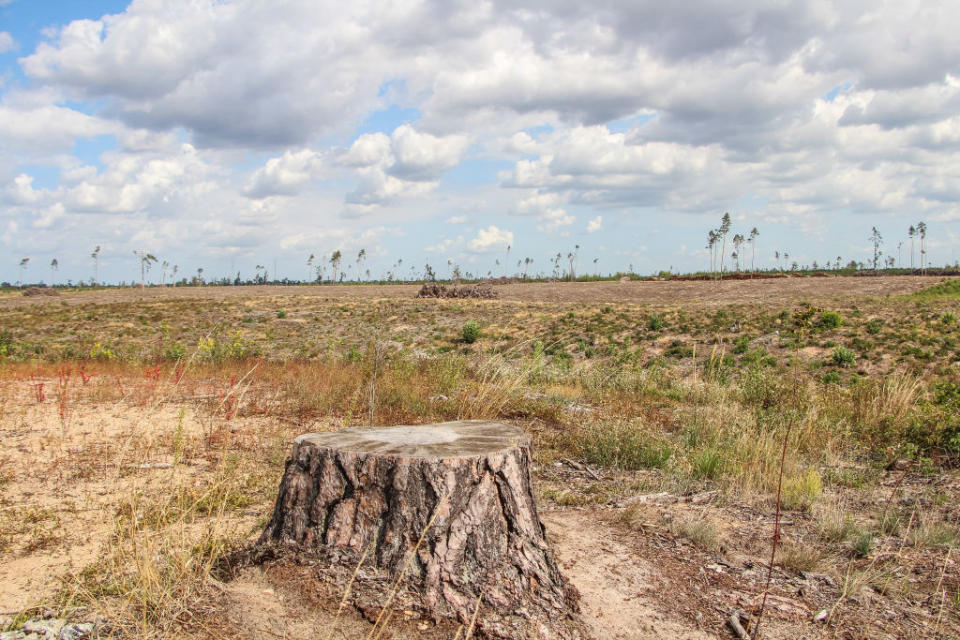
[295,420,530,458]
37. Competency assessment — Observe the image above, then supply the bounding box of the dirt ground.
[0,275,935,309]
[1,276,957,639]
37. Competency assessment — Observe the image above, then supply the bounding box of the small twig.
[728,609,750,640]
[933,548,952,635]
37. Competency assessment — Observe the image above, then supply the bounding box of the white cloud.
[3,174,45,205]
[445,215,467,224]
[587,215,602,233]
[244,149,325,199]
[340,124,468,206]
[0,32,14,53]
[468,225,513,252]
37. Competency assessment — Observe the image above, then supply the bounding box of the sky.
[1,0,959,285]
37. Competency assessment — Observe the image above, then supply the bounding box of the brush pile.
[22,287,59,297]
[416,283,498,299]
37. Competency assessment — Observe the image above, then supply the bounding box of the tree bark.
[260,420,584,639]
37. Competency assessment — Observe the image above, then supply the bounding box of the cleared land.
[1,275,959,639]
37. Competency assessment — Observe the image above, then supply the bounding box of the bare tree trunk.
[260,421,584,639]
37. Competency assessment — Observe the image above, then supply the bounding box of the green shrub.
[781,468,822,512]
[647,314,665,332]
[693,449,721,479]
[164,342,187,361]
[818,310,843,329]
[832,346,856,367]
[865,319,883,334]
[276,309,287,319]
[461,321,482,344]
[941,310,958,326]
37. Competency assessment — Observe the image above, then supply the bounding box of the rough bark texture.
[260,421,584,639]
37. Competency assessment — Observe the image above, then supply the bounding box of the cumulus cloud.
[3,174,46,205]
[468,225,513,253]
[244,149,325,199]
[5,0,960,279]
[340,124,468,206]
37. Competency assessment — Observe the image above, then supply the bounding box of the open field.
[1,276,959,638]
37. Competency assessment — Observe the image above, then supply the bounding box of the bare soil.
[0,275,936,309]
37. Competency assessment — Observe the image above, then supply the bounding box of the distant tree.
[18,257,29,287]
[718,212,731,279]
[523,257,532,279]
[505,244,511,277]
[774,250,780,271]
[593,257,599,276]
[869,227,883,271]
[908,225,916,269]
[330,250,342,284]
[896,242,902,269]
[50,258,58,286]
[732,233,745,271]
[171,264,178,286]
[255,264,265,283]
[356,249,366,282]
[307,254,315,282]
[91,245,101,285]
[133,250,158,289]
[161,260,170,286]
[567,244,580,281]
[706,230,719,274]
[749,227,759,272]
[917,221,927,273]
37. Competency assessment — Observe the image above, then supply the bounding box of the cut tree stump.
[259,420,584,639]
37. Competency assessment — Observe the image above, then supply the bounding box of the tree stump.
[260,420,584,639]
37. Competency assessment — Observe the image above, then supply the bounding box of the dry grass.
[0,281,959,637]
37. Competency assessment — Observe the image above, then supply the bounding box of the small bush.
[646,314,665,332]
[693,448,721,479]
[781,468,822,511]
[865,319,883,334]
[832,346,856,367]
[276,309,287,319]
[941,310,958,326]
[818,310,843,329]
[852,532,874,557]
[461,321,482,344]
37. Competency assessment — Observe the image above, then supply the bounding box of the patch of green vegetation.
[914,278,960,299]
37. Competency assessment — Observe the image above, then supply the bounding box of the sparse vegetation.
[0,277,958,638]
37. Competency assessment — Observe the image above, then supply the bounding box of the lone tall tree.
[869,227,883,271]
[718,212,732,280]
[50,258,58,286]
[18,257,29,288]
[306,254,315,283]
[917,221,927,273]
[749,227,759,272]
[908,225,916,269]
[356,249,366,282]
[330,250,342,283]
[566,244,579,281]
[91,245,101,285]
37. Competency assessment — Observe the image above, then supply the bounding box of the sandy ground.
[0,275,940,310]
